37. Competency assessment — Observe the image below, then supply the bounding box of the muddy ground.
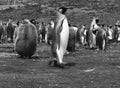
[0,42,119,88]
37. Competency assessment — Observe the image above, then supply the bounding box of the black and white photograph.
[0,0,120,88]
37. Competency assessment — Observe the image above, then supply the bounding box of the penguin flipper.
[57,18,65,49]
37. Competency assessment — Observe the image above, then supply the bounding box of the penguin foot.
[57,63,65,68]
[28,56,32,59]
[20,55,24,58]
[48,60,58,67]
[53,60,58,67]
[48,60,64,68]
[48,60,53,66]
[18,55,26,59]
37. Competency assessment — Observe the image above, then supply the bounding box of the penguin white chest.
[60,18,69,51]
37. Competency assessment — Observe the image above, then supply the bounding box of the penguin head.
[30,19,36,25]
[109,25,112,29]
[58,7,68,14]
[8,18,13,23]
[22,19,31,24]
[95,17,99,24]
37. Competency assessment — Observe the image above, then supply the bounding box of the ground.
[0,42,119,88]
[0,0,120,88]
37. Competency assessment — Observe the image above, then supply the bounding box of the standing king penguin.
[49,7,69,68]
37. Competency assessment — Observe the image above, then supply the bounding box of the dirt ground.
[0,0,120,87]
[0,42,119,88]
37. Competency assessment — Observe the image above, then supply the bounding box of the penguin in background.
[49,7,69,68]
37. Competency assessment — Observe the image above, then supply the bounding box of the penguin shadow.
[64,62,76,67]
[49,60,76,69]
[31,55,40,59]
[86,47,97,50]
[16,55,39,59]
[60,62,76,69]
